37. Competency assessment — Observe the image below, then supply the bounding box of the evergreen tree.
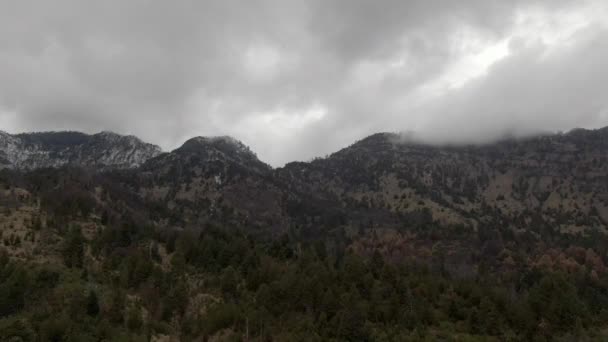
[62,226,85,268]
[87,290,100,317]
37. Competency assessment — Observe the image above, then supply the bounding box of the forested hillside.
[2,128,608,341]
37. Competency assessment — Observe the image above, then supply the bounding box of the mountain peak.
[0,130,161,170]
[179,135,252,156]
[160,135,271,173]
[95,130,142,141]
[94,130,124,140]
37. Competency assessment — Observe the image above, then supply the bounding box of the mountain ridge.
[2,126,606,170]
[2,125,608,340]
[0,130,162,170]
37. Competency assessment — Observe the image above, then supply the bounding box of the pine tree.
[87,290,100,317]
[62,226,85,268]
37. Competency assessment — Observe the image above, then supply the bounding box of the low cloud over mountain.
[1,0,607,165]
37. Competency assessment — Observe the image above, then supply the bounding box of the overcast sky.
[1,0,607,166]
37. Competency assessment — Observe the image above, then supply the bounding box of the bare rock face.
[0,130,162,170]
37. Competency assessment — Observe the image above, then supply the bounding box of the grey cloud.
[0,0,604,166]
[415,24,608,145]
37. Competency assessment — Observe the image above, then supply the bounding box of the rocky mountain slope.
[2,127,608,238]
[133,135,284,230]
[0,131,162,169]
[75,126,608,265]
[279,127,608,233]
[2,126,608,340]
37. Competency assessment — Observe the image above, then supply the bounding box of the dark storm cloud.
[0,0,605,165]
